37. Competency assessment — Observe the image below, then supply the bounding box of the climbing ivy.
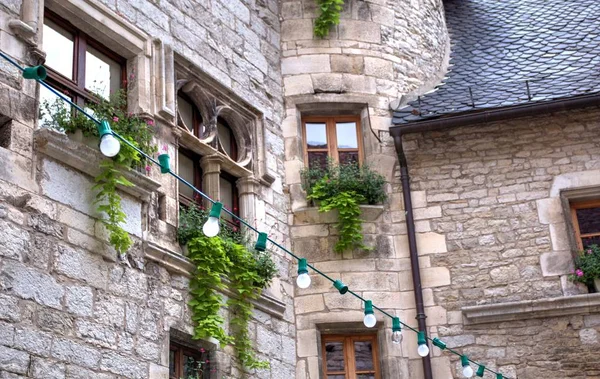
[314,0,345,38]
[181,206,276,370]
[41,88,156,255]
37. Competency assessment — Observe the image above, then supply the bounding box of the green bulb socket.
[417,331,427,346]
[476,365,486,377]
[496,374,503,379]
[297,258,308,275]
[158,154,170,174]
[392,317,401,333]
[208,202,223,219]
[22,65,47,80]
[333,280,348,294]
[97,120,112,138]
[432,337,446,350]
[461,355,469,367]
[364,300,374,315]
[255,232,268,251]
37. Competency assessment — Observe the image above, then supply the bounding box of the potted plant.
[570,244,600,292]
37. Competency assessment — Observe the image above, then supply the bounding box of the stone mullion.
[236,175,259,236]
[200,155,222,210]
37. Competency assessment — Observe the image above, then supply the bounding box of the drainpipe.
[393,133,433,379]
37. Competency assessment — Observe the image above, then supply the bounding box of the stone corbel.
[9,0,41,46]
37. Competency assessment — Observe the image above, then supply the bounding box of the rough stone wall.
[291,106,600,379]
[0,0,295,378]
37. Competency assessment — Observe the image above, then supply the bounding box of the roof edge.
[390,92,600,137]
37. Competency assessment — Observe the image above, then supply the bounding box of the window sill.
[35,128,161,201]
[144,240,287,319]
[293,204,384,225]
[462,293,600,325]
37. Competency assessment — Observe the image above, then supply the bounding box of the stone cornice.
[143,240,287,319]
[462,293,600,325]
[34,129,161,201]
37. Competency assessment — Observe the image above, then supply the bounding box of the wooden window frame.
[219,171,240,228]
[169,342,210,379]
[178,148,203,207]
[43,8,127,107]
[321,333,381,379]
[177,91,203,139]
[302,115,364,167]
[571,199,600,250]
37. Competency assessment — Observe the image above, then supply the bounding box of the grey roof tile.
[393,0,600,125]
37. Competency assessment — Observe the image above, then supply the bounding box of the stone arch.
[214,105,253,168]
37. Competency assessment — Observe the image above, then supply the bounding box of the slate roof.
[392,0,600,125]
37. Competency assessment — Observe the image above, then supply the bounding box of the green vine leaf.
[314,0,345,38]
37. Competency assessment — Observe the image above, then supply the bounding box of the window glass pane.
[306,122,327,148]
[43,20,74,79]
[325,341,345,372]
[582,236,600,249]
[178,153,195,200]
[336,122,358,148]
[85,46,121,99]
[39,85,70,129]
[339,151,359,166]
[576,207,600,235]
[357,375,375,379]
[327,376,346,379]
[219,176,234,221]
[218,120,233,157]
[178,95,195,134]
[308,151,328,169]
[168,350,176,377]
[353,341,374,371]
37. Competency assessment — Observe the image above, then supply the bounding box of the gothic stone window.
[321,333,381,379]
[302,116,364,169]
[571,200,600,250]
[41,8,125,109]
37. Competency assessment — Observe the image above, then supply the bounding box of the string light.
[417,331,430,357]
[392,317,403,344]
[2,51,515,379]
[202,202,222,237]
[462,355,474,378]
[254,232,268,252]
[363,300,377,328]
[97,120,121,157]
[296,258,311,289]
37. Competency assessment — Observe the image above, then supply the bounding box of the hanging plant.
[180,206,276,370]
[314,0,345,38]
[301,161,387,253]
[40,88,157,254]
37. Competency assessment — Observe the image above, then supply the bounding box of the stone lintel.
[293,205,384,225]
[462,293,600,325]
[34,129,161,201]
[143,241,287,319]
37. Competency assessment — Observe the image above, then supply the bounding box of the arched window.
[177,92,203,138]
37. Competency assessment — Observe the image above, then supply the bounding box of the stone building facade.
[1,0,600,379]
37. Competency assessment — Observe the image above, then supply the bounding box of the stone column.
[200,155,222,209]
[236,175,259,227]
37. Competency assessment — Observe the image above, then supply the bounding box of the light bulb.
[417,343,430,357]
[363,313,377,328]
[463,365,474,378]
[392,330,403,344]
[202,217,220,237]
[99,134,120,157]
[296,273,311,289]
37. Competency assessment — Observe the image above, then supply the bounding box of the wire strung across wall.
[0,49,512,379]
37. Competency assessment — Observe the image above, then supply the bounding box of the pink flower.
[162,144,168,152]
[576,269,584,277]
[145,165,151,173]
[587,249,592,255]
[146,119,154,126]
[200,348,205,353]
[112,116,119,122]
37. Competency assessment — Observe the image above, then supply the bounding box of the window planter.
[35,128,161,201]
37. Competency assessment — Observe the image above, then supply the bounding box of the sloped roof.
[392,0,600,125]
